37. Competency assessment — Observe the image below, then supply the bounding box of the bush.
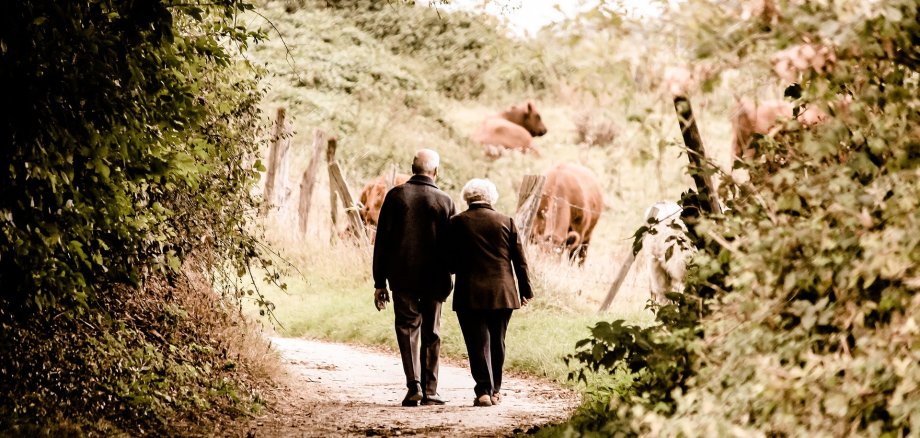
[565,1,920,435]
[0,1,278,434]
[573,111,620,148]
[320,0,559,99]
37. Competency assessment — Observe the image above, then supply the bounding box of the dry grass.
[184,264,286,383]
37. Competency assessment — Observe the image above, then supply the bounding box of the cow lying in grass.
[473,101,547,158]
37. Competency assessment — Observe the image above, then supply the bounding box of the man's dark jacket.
[448,203,534,311]
[373,174,457,301]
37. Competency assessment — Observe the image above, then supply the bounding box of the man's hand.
[521,297,531,307]
[374,288,390,311]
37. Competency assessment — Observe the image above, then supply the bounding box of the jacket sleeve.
[372,193,393,289]
[446,217,458,274]
[442,198,459,275]
[509,218,534,300]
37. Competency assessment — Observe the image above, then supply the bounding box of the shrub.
[320,0,559,99]
[565,1,920,435]
[573,111,620,148]
[0,0,278,434]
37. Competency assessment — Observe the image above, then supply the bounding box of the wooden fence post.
[298,129,325,237]
[326,137,339,242]
[599,251,636,312]
[514,175,546,242]
[673,95,720,214]
[328,162,368,247]
[262,107,291,215]
[600,97,717,312]
[599,205,661,312]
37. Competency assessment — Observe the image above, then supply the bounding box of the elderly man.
[448,178,533,407]
[372,149,456,407]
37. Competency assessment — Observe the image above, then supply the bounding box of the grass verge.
[246,235,655,385]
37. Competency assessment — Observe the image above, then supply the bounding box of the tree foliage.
[0,0,273,433]
[318,0,562,99]
[566,0,920,435]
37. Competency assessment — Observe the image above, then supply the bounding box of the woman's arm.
[509,218,534,301]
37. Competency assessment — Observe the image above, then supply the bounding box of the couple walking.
[372,149,533,408]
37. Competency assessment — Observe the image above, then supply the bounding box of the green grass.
[246,238,655,383]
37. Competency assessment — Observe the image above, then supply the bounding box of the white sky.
[435,0,666,37]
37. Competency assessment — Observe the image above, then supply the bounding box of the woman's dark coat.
[448,203,533,311]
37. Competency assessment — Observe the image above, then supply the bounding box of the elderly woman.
[449,178,534,407]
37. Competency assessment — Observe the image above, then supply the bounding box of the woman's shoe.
[490,392,502,405]
[473,394,493,407]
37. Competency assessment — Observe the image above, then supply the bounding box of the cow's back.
[534,163,604,261]
[559,164,603,242]
[473,117,534,157]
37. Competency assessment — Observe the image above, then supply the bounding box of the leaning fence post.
[599,205,661,312]
[326,137,339,243]
[673,95,720,214]
[328,161,368,247]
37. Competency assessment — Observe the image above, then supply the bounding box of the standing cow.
[473,101,547,158]
[531,163,603,265]
[349,172,410,243]
[641,201,695,305]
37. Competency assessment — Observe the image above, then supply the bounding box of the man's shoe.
[402,383,423,407]
[473,394,493,407]
[490,392,502,405]
[421,394,447,405]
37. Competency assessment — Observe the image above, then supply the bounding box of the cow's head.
[350,173,409,243]
[505,101,548,137]
[359,186,386,228]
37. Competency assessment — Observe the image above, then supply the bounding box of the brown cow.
[730,98,828,161]
[531,163,604,265]
[473,101,547,158]
[351,172,410,242]
[771,43,836,84]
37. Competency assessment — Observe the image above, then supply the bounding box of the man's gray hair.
[412,149,440,175]
[461,178,499,205]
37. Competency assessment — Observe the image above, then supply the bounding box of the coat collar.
[407,174,438,189]
[467,202,494,211]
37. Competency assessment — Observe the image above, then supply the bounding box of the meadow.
[242,0,746,386]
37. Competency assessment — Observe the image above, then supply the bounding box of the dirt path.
[238,337,580,437]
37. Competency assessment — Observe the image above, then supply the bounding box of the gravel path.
[236,337,579,437]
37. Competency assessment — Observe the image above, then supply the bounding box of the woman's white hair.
[461,178,499,205]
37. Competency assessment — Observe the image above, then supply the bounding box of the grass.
[241,0,748,393]
[246,234,656,384]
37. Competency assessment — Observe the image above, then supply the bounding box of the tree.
[0,1,273,433]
